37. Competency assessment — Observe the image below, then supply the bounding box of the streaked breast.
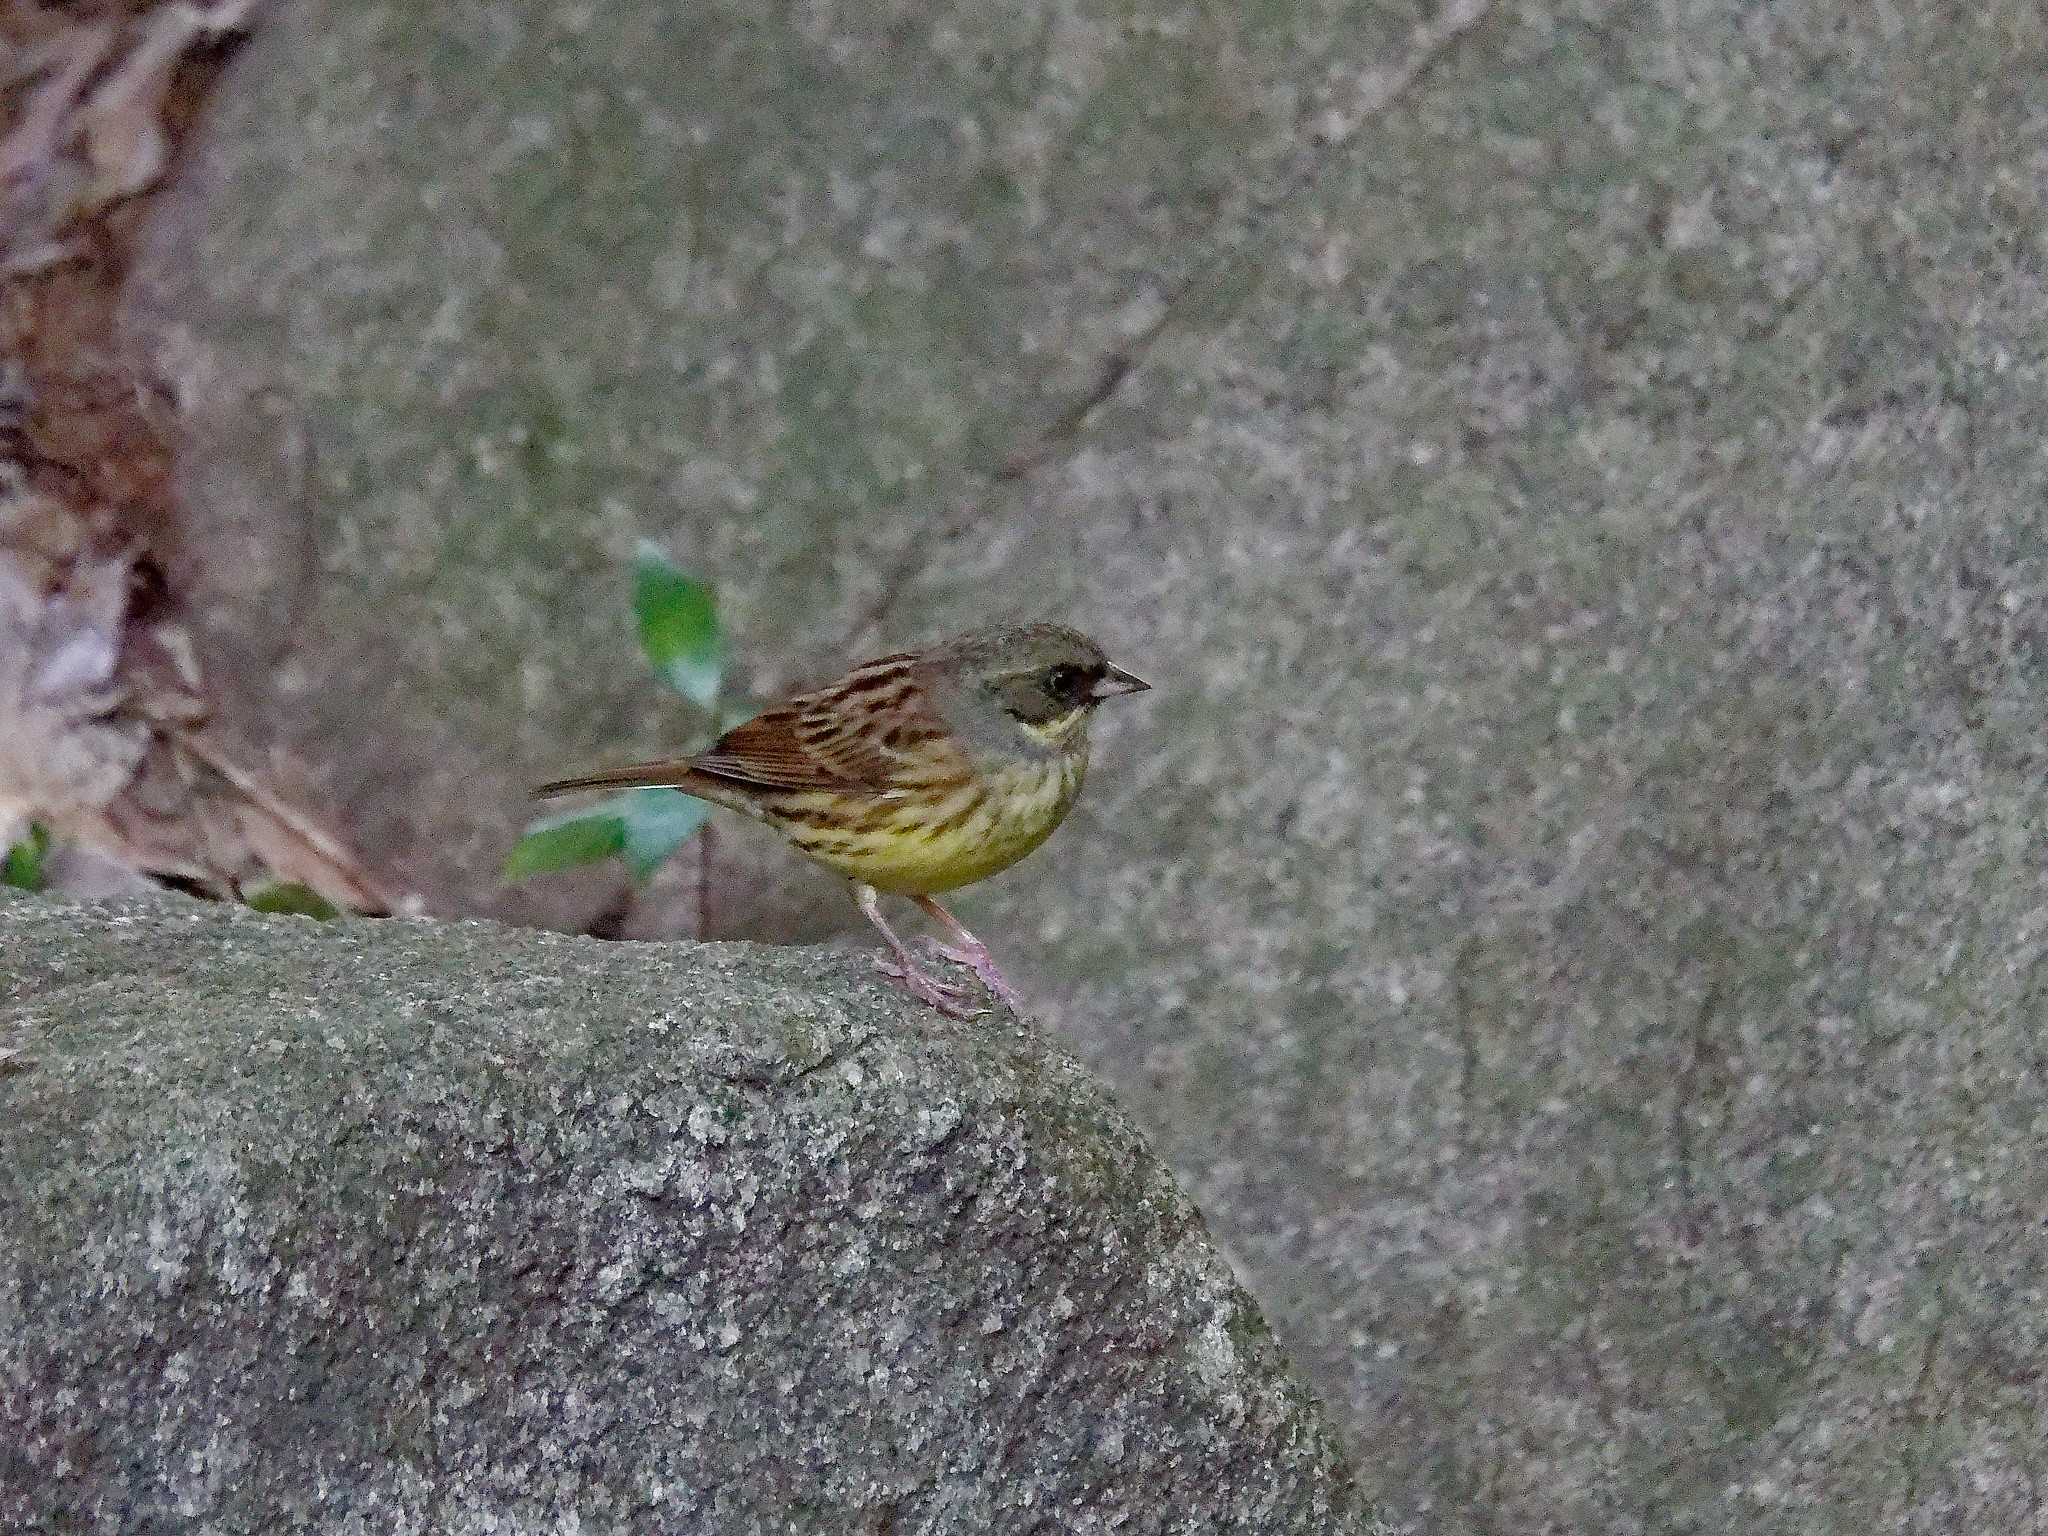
[772,752,1087,894]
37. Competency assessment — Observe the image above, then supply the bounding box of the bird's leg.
[855,884,982,1019]
[911,896,1026,1015]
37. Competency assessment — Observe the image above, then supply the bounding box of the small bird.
[534,623,1150,1016]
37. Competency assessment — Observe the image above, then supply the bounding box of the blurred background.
[9,1,2048,1529]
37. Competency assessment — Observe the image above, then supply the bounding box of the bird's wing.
[689,653,967,793]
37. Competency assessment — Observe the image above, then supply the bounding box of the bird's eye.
[1046,664,1084,699]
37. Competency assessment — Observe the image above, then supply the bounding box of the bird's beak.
[1093,663,1151,701]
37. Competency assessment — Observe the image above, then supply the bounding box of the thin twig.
[696,821,714,940]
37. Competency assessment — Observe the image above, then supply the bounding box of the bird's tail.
[532,759,711,799]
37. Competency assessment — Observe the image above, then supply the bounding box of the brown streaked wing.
[687,655,969,792]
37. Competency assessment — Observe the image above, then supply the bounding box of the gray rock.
[128,0,2048,1527]
[0,897,1375,1533]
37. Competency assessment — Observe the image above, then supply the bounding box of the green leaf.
[621,789,712,881]
[634,540,723,710]
[2,823,49,891]
[503,809,627,880]
[244,882,342,920]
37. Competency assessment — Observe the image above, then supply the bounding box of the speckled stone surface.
[127,1,2048,1528]
[0,897,1374,1533]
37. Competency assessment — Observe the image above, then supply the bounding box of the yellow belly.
[773,755,1086,894]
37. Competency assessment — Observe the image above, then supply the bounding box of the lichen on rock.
[0,897,1379,1534]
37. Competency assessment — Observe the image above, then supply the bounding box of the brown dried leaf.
[74,6,190,206]
[1,2,267,267]
[0,455,148,831]
[0,412,398,913]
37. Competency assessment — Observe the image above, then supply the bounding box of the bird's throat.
[1014,707,1089,753]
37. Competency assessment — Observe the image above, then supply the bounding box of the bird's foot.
[918,937,1026,1015]
[874,952,987,1019]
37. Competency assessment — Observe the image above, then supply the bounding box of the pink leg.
[855,884,983,1019]
[912,896,1026,1015]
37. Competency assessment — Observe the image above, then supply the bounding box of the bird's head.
[933,623,1150,756]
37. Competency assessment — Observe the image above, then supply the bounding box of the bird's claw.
[874,954,987,1019]
[916,938,1026,1015]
